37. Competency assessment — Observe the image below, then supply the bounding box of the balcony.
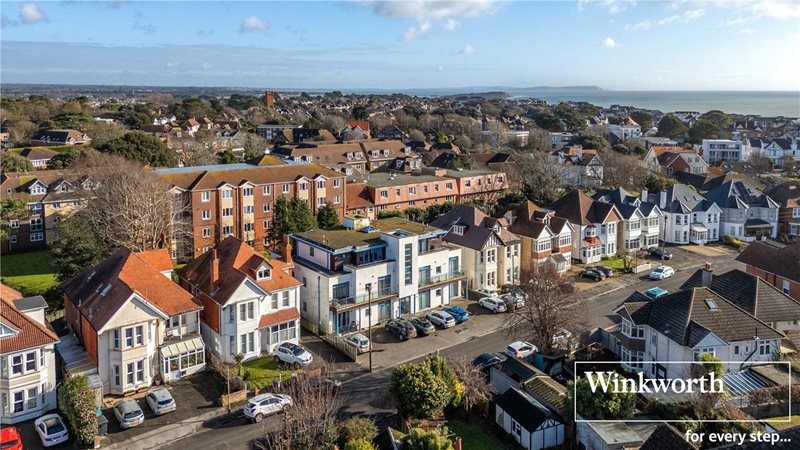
[419,270,466,289]
[331,286,398,311]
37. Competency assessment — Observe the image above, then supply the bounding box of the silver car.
[427,310,456,328]
[113,398,144,429]
[145,388,176,416]
[345,333,370,353]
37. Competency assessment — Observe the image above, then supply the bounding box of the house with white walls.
[593,188,663,253]
[705,180,780,241]
[645,184,721,245]
[550,190,621,264]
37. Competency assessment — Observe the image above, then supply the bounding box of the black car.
[385,319,417,340]
[410,317,435,336]
[579,268,605,281]
[472,352,507,370]
[648,247,672,260]
[591,265,614,277]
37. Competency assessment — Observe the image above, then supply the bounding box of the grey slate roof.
[494,388,553,432]
[430,204,519,251]
[705,180,779,210]
[647,184,717,213]
[736,242,800,284]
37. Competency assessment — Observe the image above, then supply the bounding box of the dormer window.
[452,225,465,235]
[585,226,596,237]
[257,268,271,280]
[30,184,46,195]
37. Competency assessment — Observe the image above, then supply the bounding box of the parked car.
[649,266,675,280]
[410,317,435,336]
[505,341,537,359]
[500,293,525,310]
[442,305,470,323]
[385,318,417,340]
[35,414,69,448]
[648,247,673,260]
[145,388,177,416]
[113,399,144,429]
[244,393,293,423]
[592,265,614,277]
[345,333,370,353]
[273,342,313,367]
[475,288,500,298]
[478,296,507,313]
[1,426,23,450]
[579,268,605,281]
[472,352,508,369]
[427,310,456,328]
[645,286,670,299]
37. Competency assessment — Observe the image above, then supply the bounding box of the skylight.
[704,298,718,310]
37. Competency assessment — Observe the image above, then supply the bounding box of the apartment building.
[498,201,574,273]
[764,181,800,237]
[63,249,205,395]
[548,132,575,151]
[0,293,59,424]
[550,190,621,264]
[177,237,301,363]
[737,242,800,302]
[156,159,346,260]
[270,140,417,176]
[645,184,721,245]
[593,188,663,253]
[705,180,779,241]
[702,139,750,163]
[1,170,88,254]
[430,205,521,290]
[290,217,465,336]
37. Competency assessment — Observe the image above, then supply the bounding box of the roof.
[0,282,24,302]
[619,287,783,347]
[293,217,442,252]
[20,147,58,161]
[640,424,698,450]
[271,142,364,166]
[430,204,519,251]
[365,172,444,188]
[63,248,201,330]
[12,296,48,312]
[736,242,800,284]
[0,169,86,204]
[258,308,301,329]
[494,388,553,432]
[680,269,800,323]
[524,375,567,410]
[347,120,370,132]
[31,129,88,143]
[764,181,800,209]
[0,297,59,354]
[359,140,409,161]
[647,183,718,213]
[136,249,174,272]
[705,180,778,210]
[345,182,375,210]
[551,190,621,226]
[156,161,343,191]
[178,237,301,306]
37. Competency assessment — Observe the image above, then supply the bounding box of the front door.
[378,300,392,321]
[399,296,411,315]
[337,311,352,335]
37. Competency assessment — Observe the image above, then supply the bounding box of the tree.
[1,153,33,173]
[96,131,176,167]
[345,439,376,450]
[321,114,347,135]
[403,207,425,223]
[218,149,238,164]
[504,265,585,354]
[657,114,687,140]
[554,103,587,132]
[57,375,98,447]
[645,173,676,192]
[268,198,317,248]
[403,428,454,450]
[82,121,126,148]
[450,357,495,414]
[532,111,565,132]
[390,363,451,419]
[571,131,609,150]
[699,110,731,130]
[687,119,722,144]
[51,215,110,283]
[0,199,30,239]
[453,134,472,150]
[601,151,646,191]
[612,143,629,154]
[180,140,218,166]
[423,352,460,407]
[749,154,774,174]
[352,106,369,121]
[781,156,798,172]
[317,203,340,229]
[563,373,635,421]
[511,153,563,206]
[339,417,379,449]
[423,202,457,224]
[629,110,653,130]
[378,210,404,219]
[243,133,268,157]
[408,129,426,142]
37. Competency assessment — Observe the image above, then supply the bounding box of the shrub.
[722,235,744,250]
[403,427,454,450]
[390,363,451,419]
[339,417,379,445]
[57,375,98,447]
[344,438,376,450]
[378,210,404,219]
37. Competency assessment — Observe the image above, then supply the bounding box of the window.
[11,355,22,375]
[318,197,326,206]
[333,179,341,188]
[244,205,254,214]
[694,347,716,358]
[299,182,308,191]
[420,290,431,309]
[26,387,38,409]
[263,203,271,213]
[136,360,144,382]
[333,195,341,204]
[316,180,325,189]
[309,247,315,256]
[263,185,271,195]
[222,208,233,217]
[271,294,279,309]
[759,341,771,356]
[113,329,120,349]
[135,325,144,345]
[622,320,644,339]
[30,218,43,231]
[446,182,453,190]
[13,392,23,413]
[282,290,290,307]
[201,191,211,202]
[511,420,522,436]
[380,190,388,198]
[248,302,255,320]
[404,243,413,285]
[243,187,253,197]
[263,219,270,229]
[229,306,235,323]
[9,220,18,229]
[30,232,43,242]
[127,363,135,385]
[114,365,121,386]
[783,280,791,295]
[283,184,290,193]
[244,222,254,232]
[202,210,211,220]
[203,228,211,238]
[409,186,416,195]
[734,345,740,356]
[229,336,236,356]
[257,268,271,279]
[221,190,232,199]
[125,328,134,347]
[222,225,233,235]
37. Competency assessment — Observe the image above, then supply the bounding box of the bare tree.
[75,154,190,252]
[450,357,495,415]
[504,265,586,354]
[178,139,218,166]
[601,150,647,191]
[208,352,243,413]
[319,113,347,136]
[749,154,774,174]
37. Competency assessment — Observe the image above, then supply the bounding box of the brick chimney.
[282,235,293,265]
[455,437,462,450]
[210,249,219,284]
[701,262,713,288]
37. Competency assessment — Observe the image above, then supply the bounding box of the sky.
[1,0,799,91]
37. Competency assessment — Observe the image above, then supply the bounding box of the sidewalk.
[104,406,231,450]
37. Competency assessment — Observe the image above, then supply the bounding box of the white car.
[273,342,313,367]
[505,341,537,359]
[649,266,675,280]
[475,288,500,298]
[145,387,177,416]
[113,398,145,429]
[427,310,456,328]
[35,414,69,448]
[345,333,370,353]
[501,293,526,309]
[478,297,506,313]
[243,393,293,423]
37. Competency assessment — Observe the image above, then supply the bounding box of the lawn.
[0,250,58,295]
[242,357,298,391]
[446,414,508,450]
[599,257,627,271]
[764,416,800,431]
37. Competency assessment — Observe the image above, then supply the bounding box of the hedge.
[57,375,98,446]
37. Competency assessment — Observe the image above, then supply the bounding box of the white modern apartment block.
[291,217,465,336]
[548,132,575,151]
[0,295,59,424]
[608,123,641,142]
[702,139,750,164]
[645,184,721,245]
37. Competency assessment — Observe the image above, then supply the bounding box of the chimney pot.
[701,262,713,288]
[455,437,462,450]
[211,249,219,284]
[282,235,293,265]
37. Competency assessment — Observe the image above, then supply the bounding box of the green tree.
[57,375,98,447]
[571,131,609,150]
[352,106,369,121]
[290,198,317,231]
[423,202,456,223]
[378,210,404,219]
[97,131,175,167]
[268,198,317,248]
[563,373,636,421]
[699,110,731,130]
[1,153,34,173]
[317,203,340,229]
[403,208,425,223]
[0,199,30,239]
[688,118,722,144]
[657,114,688,140]
[403,428,454,450]
[532,111,565,132]
[218,150,238,164]
[423,352,460,406]
[390,363,451,419]
[629,110,654,130]
[339,417,379,447]
[612,143,630,154]
[51,111,94,130]
[345,439,376,450]
[645,173,676,192]
[554,102,587,132]
[51,215,110,283]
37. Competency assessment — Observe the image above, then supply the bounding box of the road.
[159,248,743,450]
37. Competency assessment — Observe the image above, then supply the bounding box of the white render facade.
[702,139,750,163]
[573,221,618,264]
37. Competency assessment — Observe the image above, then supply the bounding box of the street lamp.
[366,284,373,372]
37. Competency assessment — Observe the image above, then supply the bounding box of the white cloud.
[240,15,267,32]
[443,18,460,31]
[738,28,753,34]
[752,0,800,19]
[438,65,445,71]
[603,37,617,48]
[658,15,680,25]
[459,44,476,54]
[166,61,179,68]
[683,9,704,22]
[625,20,652,31]
[20,2,47,24]
[403,19,431,41]
[726,16,746,26]
[579,0,637,14]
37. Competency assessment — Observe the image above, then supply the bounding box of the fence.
[300,316,319,335]
[319,334,360,361]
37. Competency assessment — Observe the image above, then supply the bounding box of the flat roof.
[445,169,501,178]
[365,173,444,188]
[293,217,442,251]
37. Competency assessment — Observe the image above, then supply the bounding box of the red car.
[0,426,23,450]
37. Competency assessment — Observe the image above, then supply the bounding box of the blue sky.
[1,0,798,90]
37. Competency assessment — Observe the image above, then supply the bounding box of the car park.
[579,268,605,281]
[645,286,670,299]
[649,266,675,280]
[345,333,370,353]
[442,305,470,323]
[500,293,525,310]
[35,414,69,447]
[472,352,508,370]
[145,387,177,416]
[273,342,314,367]
[427,310,456,328]
[505,341,537,359]
[478,296,507,313]
[385,318,417,340]
[244,393,293,423]
[475,288,500,298]
[113,399,145,429]
[410,317,435,336]
[648,247,673,260]
[592,265,614,277]
[1,426,23,450]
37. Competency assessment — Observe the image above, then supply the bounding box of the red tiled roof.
[0,298,58,354]
[0,282,24,302]
[136,249,174,272]
[583,236,602,246]
[258,308,300,329]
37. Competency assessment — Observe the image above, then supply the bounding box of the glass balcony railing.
[419,270,465,288]
[331,285,397,309]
